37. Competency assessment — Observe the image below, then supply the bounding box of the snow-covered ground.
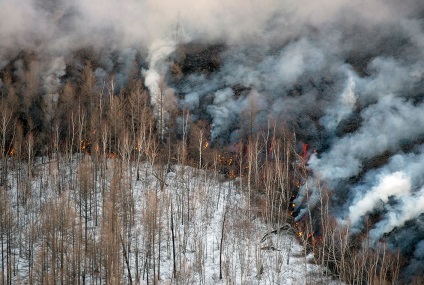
[3,155,342,284]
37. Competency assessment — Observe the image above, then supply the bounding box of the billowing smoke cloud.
[348,171,410,227]
[2,0,424,280]
[309,97,424,184]
[370,187,424,242]
[345,148,424,241]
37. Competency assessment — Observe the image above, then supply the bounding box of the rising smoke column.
[143,39,176,141]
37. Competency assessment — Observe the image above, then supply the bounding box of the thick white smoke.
[348,171,410,227]
[143,39,176,139]
[341,148,424,241]
[369,187,424,242]
[309,97,424,185]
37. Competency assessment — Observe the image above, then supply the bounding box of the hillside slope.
[1,155,341,284]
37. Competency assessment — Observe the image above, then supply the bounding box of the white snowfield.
[4,155,342,284]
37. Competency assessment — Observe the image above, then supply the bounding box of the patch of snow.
[3,155,342,284]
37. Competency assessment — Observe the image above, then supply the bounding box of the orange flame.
[301,143,308,159]
[228,157,233,165]
[203,141,209,150]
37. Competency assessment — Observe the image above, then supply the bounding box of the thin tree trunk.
[170,200,176,279]
[219,208,227,280]
[120,233,133,285]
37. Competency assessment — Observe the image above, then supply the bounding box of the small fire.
[9,148,15,156]
[217,154,233,166]
[80,139,92,154]
[203,141,209,150]
[80,140,88,151]
[301,143,308,159]
[227,170,237,179]
[298,142,317,163]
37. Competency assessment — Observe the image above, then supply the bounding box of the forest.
[0,51,419,284]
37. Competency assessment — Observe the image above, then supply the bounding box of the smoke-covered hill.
[1,0,424,282]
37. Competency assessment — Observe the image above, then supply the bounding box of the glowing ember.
[203,141,209,150]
